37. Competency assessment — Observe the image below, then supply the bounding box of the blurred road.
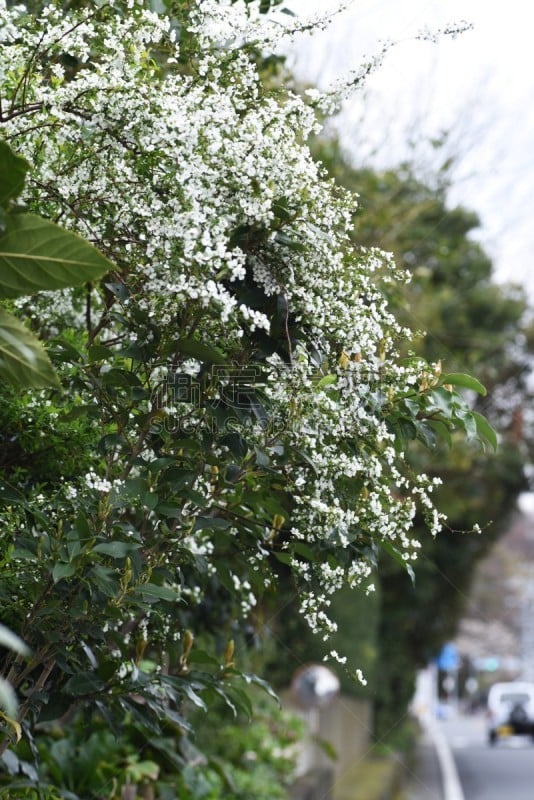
[447,713,534,800]
[405,712,534,800]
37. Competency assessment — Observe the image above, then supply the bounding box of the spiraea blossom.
[0,0,482,686]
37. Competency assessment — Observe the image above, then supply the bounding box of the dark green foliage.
[0,386,97,487]
[1,692,302,799]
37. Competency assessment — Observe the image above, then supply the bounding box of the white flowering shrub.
[0,0,493,788]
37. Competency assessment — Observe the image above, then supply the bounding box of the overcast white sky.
[284,0,534,300]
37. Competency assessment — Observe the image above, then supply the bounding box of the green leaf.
[272,199,292,223]
[472,410,498,451]
[274,229,306,252]
[193,516,232,532]
[87,344,114,361]
[175,338,227,364]
[187,649,219,666]
[180,682,207,711]
[0,483,27,505]
[292,542,316,561]
[0,624,31,657]
[428,387,455,417]
[272,551,292,565]
[52,562,77,583]
[154,502,182,518]
[10,548,37,561]
[440,372,487,396]
[416,422,437,450]
[456,408,478,439]
[315,374,337,389]
[137,583,181,602]
[92,541,142,558]
[100,367,142,388]
[65,672,105,696]
[126,759,160,783]
[48,336,85,364]
[0,141,29,208]
[293,447,318,474]
[379,539,415,584]
[314,736,338,761]
[90,565,119,597]
[427,418,452,448]
[0,213,113,299]
[392,418,417,442]
[223,684,253,718]
[0,308,60,388]
[241,672,280,705]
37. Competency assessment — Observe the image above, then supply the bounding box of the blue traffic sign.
[436,642,460,671]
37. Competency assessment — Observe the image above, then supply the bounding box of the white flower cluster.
[84,471,113,494]
[0,0,446,640]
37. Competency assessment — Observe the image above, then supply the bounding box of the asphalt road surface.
[440,713,534,800]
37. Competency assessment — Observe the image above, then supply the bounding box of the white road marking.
[421,715,465,800]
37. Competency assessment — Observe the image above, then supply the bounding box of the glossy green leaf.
[272,199,292,222]
[87,344,114,361]
[175,338,227,364]
[223,684,253,718]
[472,410,498,451]
[242,672,280,704]
[272,551,292,565]
[0,141,29,207]
[52,562,76,583]
[392,418,418,443]
[416,422,437,450]
[427,418,452,448]
[0,213,113,299]
[193,516,232,532]
[90,565,119,597]
[137,583,181,602]
[187,649,220,666]
[180,682,207,711]
[456,407,478,439]
[0,308,60,388]
[154,502,182,518]
[292,542,316,561]
[92,541,142,558]
[64,672,105,696]
[428,387,455,416]
[440,372,487,396]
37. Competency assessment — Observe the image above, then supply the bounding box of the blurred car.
[486,681,534,745]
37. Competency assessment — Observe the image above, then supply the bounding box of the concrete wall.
[284,693,373,799]
[316,695,372,781]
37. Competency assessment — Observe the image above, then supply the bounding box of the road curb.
[421,715,465,800]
